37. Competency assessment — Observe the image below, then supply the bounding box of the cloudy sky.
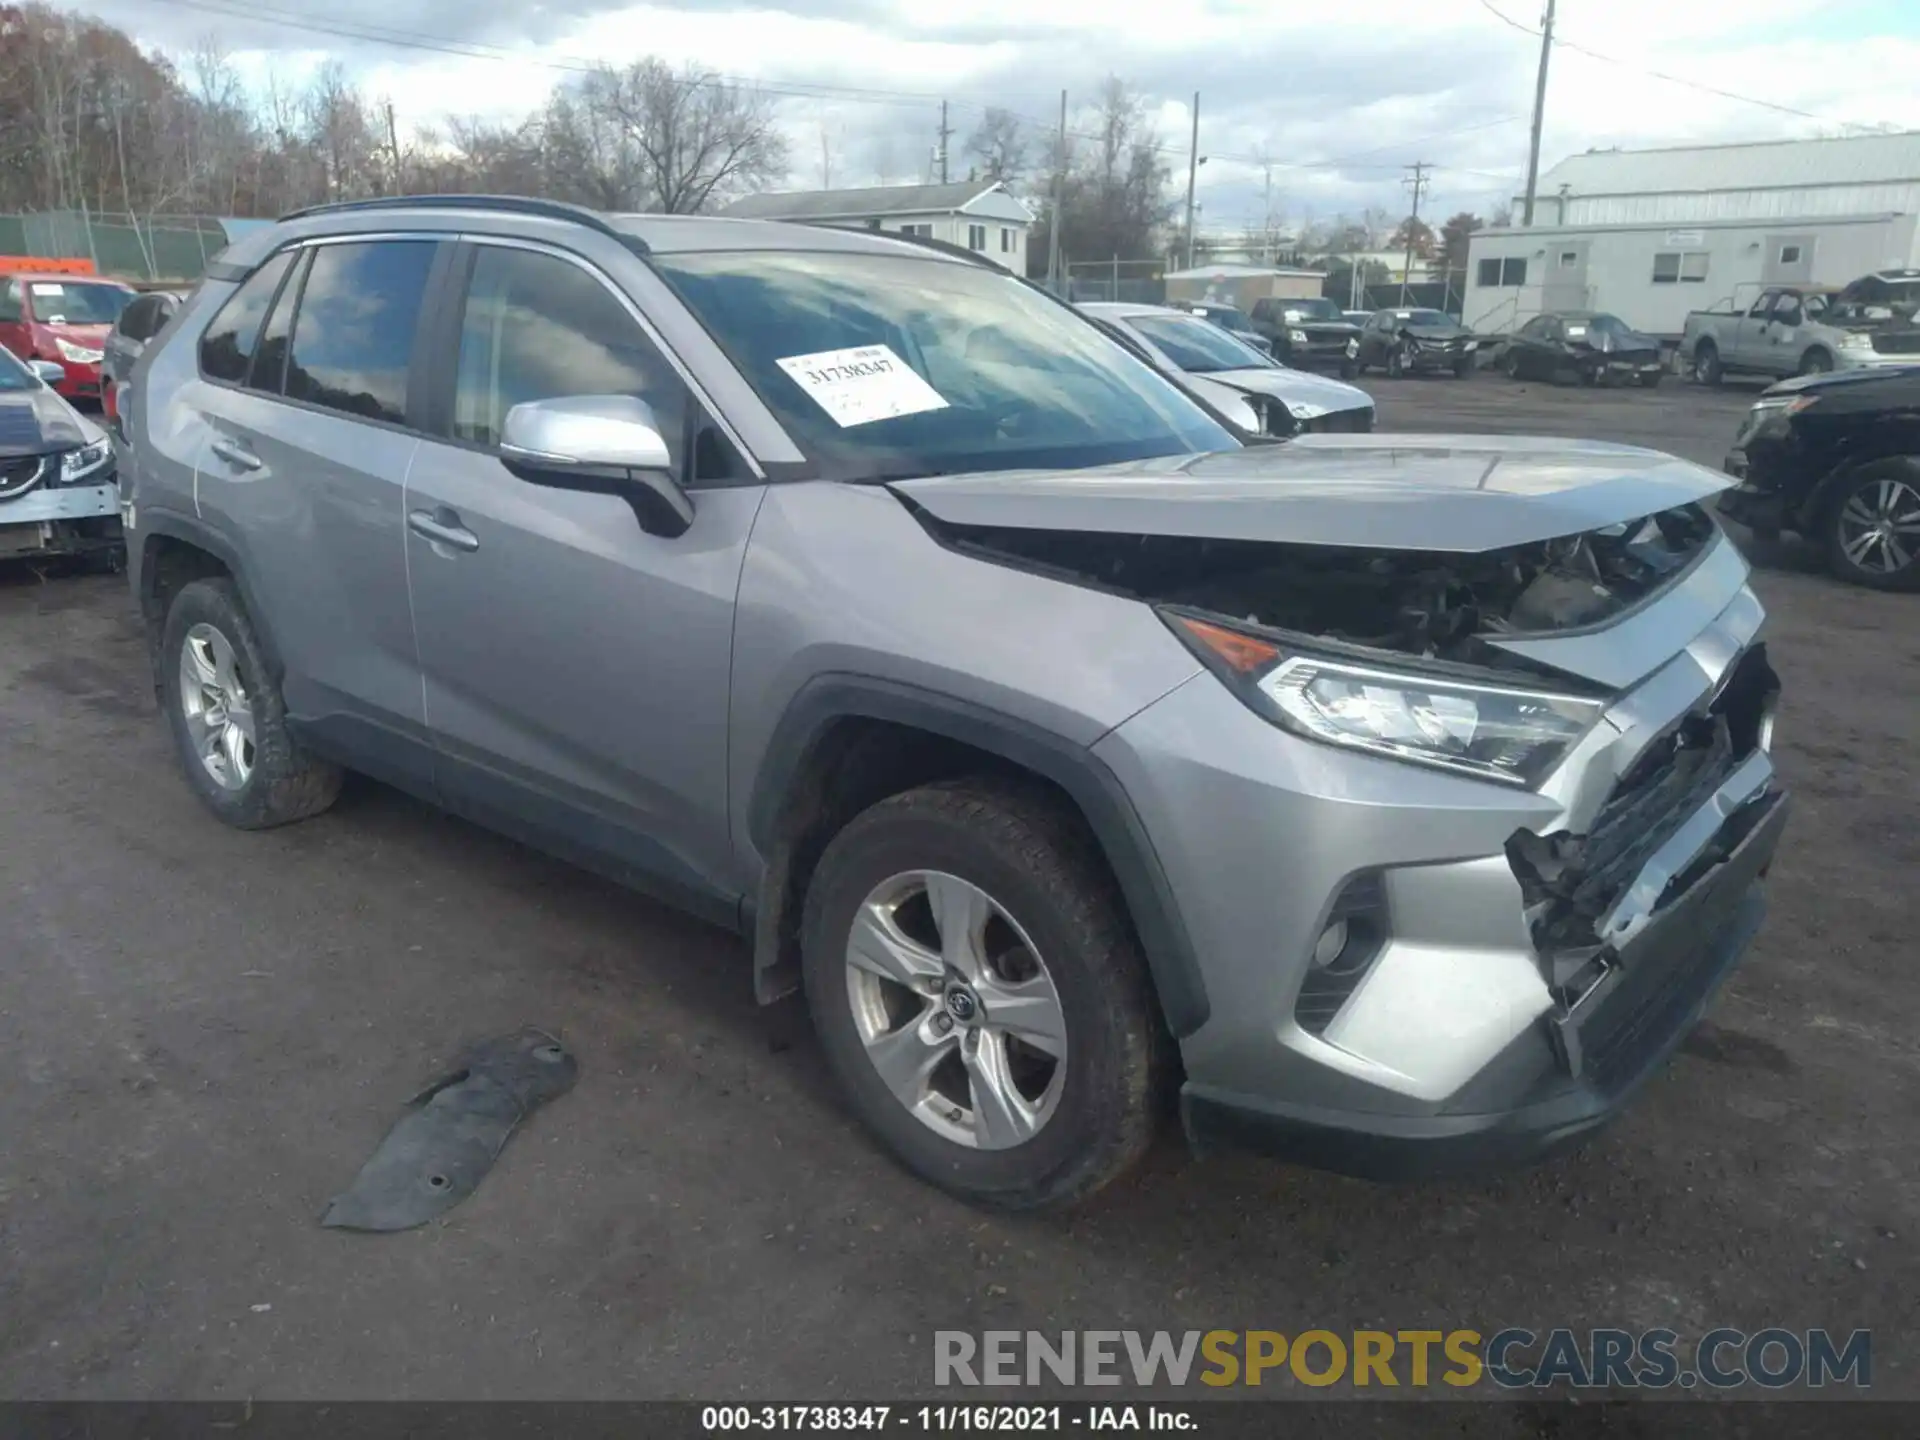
[51,0,1920,235]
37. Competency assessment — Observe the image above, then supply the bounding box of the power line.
[1471,0,1858,127]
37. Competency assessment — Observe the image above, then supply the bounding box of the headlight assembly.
[1166,613,1607,786]
[1837,331,1874,350]
[54,338,103,365]
[59,439,112,484]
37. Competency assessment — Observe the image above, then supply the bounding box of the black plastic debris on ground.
[321,1028,579,1232]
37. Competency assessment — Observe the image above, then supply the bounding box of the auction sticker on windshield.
[775,344,949,428]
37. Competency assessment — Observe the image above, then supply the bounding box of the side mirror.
[29,360,65,386]
[498,394,693,538]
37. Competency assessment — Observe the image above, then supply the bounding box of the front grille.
[1507,644,1779,965]
[1870,330,1920,355]
[1301,407,1374,434]
[0,455,48,501]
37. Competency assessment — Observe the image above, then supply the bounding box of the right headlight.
[1166,613,1607,786]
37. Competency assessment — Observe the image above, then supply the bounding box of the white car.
[1079,301,1375,436]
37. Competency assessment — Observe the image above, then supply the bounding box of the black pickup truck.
[1248,296,1361,377]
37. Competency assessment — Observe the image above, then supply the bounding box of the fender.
[1796,444,1920,533]
[747,674,1211,1037]
[134,507,287,682]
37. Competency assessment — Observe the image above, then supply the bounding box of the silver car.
[1081,300,1376,435]
[121,197,1789,1210]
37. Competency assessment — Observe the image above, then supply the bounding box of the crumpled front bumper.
[0,481,122,556]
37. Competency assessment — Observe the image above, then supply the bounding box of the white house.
[721,181,1034,273]
[1465,131,1920,336]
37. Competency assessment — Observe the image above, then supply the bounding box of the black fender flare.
[134,509,287,681]
[746,674,1211,1038]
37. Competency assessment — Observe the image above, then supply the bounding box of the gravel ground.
[0,372,1912,1408]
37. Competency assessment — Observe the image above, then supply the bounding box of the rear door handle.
[209,437,261,471]
[408,508,479,553]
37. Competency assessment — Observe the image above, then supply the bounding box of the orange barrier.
[0,255,99,276]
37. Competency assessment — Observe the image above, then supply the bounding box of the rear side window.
[251,250,309,395]
[286,240,436,425]
[200,251,296,384]
[449,245,686,459]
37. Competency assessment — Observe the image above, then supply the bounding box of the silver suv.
[122,197,1789,1210]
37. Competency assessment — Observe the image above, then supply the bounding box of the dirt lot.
[0,373,1914,1407]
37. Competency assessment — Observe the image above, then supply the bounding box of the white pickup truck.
[1679,281,1920,384]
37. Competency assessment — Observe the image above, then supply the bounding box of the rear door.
[401,239,763,917]
[187,236,441,793]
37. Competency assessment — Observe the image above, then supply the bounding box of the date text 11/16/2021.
[702,1406,1194,1432]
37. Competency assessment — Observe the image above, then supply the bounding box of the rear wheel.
[1798,347,1834,377]
[1825,460,1920,591]
[1693,343,1722,386]
[1501,348,1522,379]
[160,577,342,828]
[801,779,1164,1211]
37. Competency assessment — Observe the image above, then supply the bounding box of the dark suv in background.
[1249,296,1361,377]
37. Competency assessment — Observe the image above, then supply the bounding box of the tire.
[801,778,1165,1211]
[159,576,342,828]
[1693,343,1722,386]
[1799,348,1833,377]
[1501,348,1521,379]
[1452,357,1472,379]
[1339,359,1358,380]
[1639,371,1664,389]
[1385,347,1407,379]
[1824,460,1920,592]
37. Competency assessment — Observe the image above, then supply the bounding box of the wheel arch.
[135,515,285,693]
[745,676,1211,1038]
[1795,446,1920,534]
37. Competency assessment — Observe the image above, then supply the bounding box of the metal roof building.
[1521,130,1920,227]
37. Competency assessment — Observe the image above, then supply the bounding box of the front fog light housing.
[1311,918,1350,969]
[1166,614,1607,787]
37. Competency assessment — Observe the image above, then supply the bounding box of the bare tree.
[964,108,1028,187]
[598,59,789,214]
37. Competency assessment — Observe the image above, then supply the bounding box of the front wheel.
[1502,349,1522,379]
[1826,460,1920,591]
[1452,357,1472,379]
[1693,344,1723,386]
[801,780,1165,1211]
[1799,348,1834,377]
[1339,359,1358,380]
[160,577,342,828]
[1385,347,1408,379]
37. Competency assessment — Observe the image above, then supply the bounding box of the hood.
[1762,365,1920,396]
[1566,325,1656,353]
[0,385,95,457]
[1401,322,1470,341]
[1207,366,1373,416]
[889,434,1730,553]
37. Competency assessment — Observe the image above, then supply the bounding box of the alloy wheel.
[178,622,257,790]
[843,870,1067,1150]
[1837,477,1920,577]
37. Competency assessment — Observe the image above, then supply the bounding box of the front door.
[402,240,761,919]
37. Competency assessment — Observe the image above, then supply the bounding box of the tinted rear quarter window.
[286,240,436,424]
[199,250,295,383]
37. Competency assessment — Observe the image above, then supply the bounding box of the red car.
[0,269,137,403]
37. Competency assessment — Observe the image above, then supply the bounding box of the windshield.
[1193,305,1255,331]
[1125,313,1274,373]
[0,345,35,392]
[650,251,1234,480]
[1282,298,1343,322]
[23,280,132,326]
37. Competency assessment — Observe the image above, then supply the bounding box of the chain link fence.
[0,211,262,282]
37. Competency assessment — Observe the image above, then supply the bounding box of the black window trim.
[247,246,309,396]
[195,245,299,390]
[415,235,760,490]
[193,231,449,446]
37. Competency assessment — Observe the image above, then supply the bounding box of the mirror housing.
[498,394,693,538]
[29,360,66,386]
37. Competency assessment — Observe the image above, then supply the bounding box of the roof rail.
[275,194,647,252]
[799,221,1001,272]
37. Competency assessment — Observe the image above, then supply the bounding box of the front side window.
[285,240,436,425]
[649,249,1233,481]
[1125,313,1270,373]
[199,249,296,384]
[451,246,686,461]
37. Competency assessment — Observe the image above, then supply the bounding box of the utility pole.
[385,99,403,195]
[1521,0,1556,225]
[1182,92,1201,270]
[937,100,952,184]
[1400,161,1431,305]
[1047,89,1067,289]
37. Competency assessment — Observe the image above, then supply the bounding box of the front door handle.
[408,508,479,553]
[209,436,261,471]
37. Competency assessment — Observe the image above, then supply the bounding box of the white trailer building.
[1463,131,1920,338]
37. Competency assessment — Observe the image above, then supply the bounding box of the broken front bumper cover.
[1182,778,1788,1181]
[0,481,118,525]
